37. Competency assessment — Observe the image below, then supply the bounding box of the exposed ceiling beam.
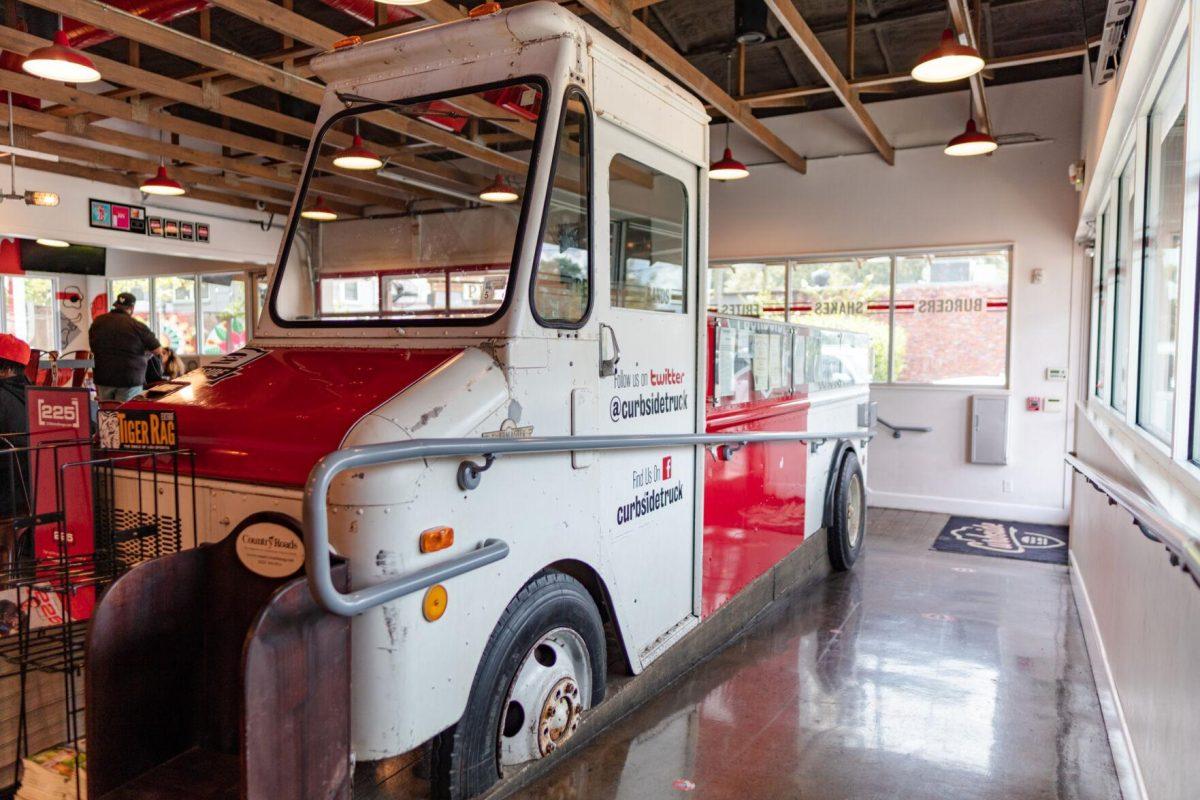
[19,0,527,176]
[763,0,894,164]
[574,0,807,173]
[947,0,991,134]
[0,69,467,205]
[734,40,1095,108]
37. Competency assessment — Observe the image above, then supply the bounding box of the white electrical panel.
[970,395,1009,465]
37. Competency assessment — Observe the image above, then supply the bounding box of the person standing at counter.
[88,292,162,402]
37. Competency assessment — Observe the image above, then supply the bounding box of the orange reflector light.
[469,2,501,17]
[419,526,455,553]
[423,585,448,621]
[332,35,362,50]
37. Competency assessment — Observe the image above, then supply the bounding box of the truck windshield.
[270,78,548,326]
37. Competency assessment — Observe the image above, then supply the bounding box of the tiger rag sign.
[26,387,96,621]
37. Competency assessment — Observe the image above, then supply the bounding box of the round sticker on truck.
[235,522,306,578]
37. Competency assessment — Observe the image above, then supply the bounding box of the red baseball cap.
[0,333,31,367]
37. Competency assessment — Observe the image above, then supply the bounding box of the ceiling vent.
[1094,0,1136,86]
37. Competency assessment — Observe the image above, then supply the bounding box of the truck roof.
[309,1,707,123]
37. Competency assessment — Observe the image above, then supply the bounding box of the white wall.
[0,164,285,265]
[710,76,1084,523]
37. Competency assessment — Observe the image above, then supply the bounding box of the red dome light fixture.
[333,119,383,171]
[301,195,339,221]
[710,50,750,181]
[710,148,750,181]
[944,118,998,157]
[912,29,985,84]
[478,174,519,203]
[140,164,186,196]
[22,26,101,84]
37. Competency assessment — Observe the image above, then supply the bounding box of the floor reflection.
[517,509,1120,800]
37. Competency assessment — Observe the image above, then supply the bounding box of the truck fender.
[820,439,857,530]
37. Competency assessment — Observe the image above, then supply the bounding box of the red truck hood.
[121,347,462,487]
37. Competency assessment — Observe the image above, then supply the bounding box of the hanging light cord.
[7,91,16,198]
[724,49,735,151]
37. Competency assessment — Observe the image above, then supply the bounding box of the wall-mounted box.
[970,395,1009,465]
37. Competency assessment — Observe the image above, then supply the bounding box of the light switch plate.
[1045,367,1068,381]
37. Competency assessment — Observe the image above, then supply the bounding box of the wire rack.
[0,427,198,793]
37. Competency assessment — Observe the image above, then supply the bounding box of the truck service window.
[609,155,687,313]
[271,79,548,325]
[532,90,591,325]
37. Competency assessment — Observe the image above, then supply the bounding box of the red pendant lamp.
[22,27,101,84]
[944,119,998,157]
[911,29,985,84]
[333,119,383,171]
[710,50,749,181]
[301,195,338,221]
[478,174,519,203]
[140,164,186,195]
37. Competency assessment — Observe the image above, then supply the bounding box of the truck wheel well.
[542,559,634,677]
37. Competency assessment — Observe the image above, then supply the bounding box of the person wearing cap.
[0,332,30,438]
[0,333,32,565]
[88,292,163,402]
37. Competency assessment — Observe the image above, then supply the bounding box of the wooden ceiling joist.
[762,0,894,165]
[947,0,992,134]
[20,0,528,177]
[572,0,809,174]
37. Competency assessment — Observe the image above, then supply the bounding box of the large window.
[710,247,1011,386]
[609,154,688,314]
[108,272,249,357]
[1138,45,1187,443]
[2,275,56,351]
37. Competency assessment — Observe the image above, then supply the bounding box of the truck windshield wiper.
[336,92,514,123]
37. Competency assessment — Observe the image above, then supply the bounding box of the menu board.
[714,326,736,399]
[89,198,146,234]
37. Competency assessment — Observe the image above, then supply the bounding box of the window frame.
[711,243,1014,389]
[530,86,594,330]
[107,270,252,357]
[1,272,61,353]
[266,75,552,331]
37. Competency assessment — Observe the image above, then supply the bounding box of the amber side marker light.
[469,2,502,17]
[423,585,448,621]
[419,525,455,553]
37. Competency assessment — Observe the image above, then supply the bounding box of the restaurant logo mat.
[932,516,1068,565]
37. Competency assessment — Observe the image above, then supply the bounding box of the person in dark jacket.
[0,333,31,567]
[88,292,162,402]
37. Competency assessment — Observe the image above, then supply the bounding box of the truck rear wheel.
[430,572,606,800]
[828,450,866,571]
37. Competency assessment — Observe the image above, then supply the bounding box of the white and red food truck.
[101,4,872,798]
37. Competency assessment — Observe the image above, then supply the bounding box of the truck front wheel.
[828,450,866,571]
[430,572,607,800]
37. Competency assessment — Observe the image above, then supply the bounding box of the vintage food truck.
[98,4,872,798]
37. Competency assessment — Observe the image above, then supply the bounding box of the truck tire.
[430,572,606,800]
[828,450,866,571]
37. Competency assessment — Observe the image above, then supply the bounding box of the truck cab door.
[594,120,701,669]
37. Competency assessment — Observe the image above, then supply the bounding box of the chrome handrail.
[304,429,872,616]
[1065,453,1200,589]
[875,417,932,439]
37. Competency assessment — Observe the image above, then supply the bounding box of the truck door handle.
[599,323,621,377]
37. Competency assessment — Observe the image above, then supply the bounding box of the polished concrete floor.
[513,508,1122,800]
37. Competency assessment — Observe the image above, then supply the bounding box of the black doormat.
[932,516,1069,565]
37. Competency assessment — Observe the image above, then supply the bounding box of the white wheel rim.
[847,472,863,548]
[498,627,592,768]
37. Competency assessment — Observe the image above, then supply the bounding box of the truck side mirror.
[599,323,621,377]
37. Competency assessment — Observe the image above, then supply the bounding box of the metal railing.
[1065,453,1200,589]
[875,417,932,439]
[303,429,872,616]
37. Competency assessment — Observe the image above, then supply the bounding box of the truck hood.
[122,347,463,487]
